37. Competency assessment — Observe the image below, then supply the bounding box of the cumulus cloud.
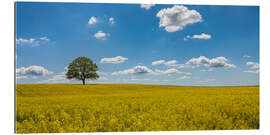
[244,62,259,74]
[155,69,191,76]
[156,5,202,32]
[184,33,211,40]
[94,30,110,40]
[112,66,190,76]
[152,60,165,66]
[164,60,177,66]
[112,66,155,75]
[186,56,236,69]
[16,37,54,46]
[100,56,128,64]
[16,38,39,46]
[155,68,182,75]
[109,17,115,24]
[88,16,98,25]
[39,67,72,83]
[47,73,66,82]
[98,76,108,81]
[16,65,53,79]
[39,71,72,83]
[152,60,178,66]
[178,76,191,80]
[246,62,259,69]
[140,4,155,10]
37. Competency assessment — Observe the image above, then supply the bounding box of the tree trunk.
[82,79,85,85]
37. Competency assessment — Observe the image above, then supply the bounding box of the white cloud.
[243,70,259,74]
[186,56,236,69]
[16,38,39,46]
[155,68,182,75]
[152,60,178,66]
[155,68,191,76]
[152,60,165,66]
[243,55,251,58]
[112,66,155,75]
[192,33,211,39]
[88,16,98,25]
[47,73,66,81]
[39,71,71,83]
[156,5,202,32]
[178,76,190,80]
[16,76,28,79]
[100,56,128,64]
[94,30,110,40]
[184,33,211,40]
[109,17,115,24]
[164,60,177,66]
[246,62,259,69]
[244,62,259,74]
[39,36,49,41]
[16,37,54,46]
[140,4,155,10]
[16,65,53,79]
[39,67,71,83]
[112,66,190,76]
[98,76,108,81]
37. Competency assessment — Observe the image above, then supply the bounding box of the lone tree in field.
[66,57,99,85]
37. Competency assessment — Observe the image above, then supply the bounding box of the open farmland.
[16,84,259,133]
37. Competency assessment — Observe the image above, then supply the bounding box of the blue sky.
[16,2,259,86]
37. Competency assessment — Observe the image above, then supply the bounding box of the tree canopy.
[66,57,99,85]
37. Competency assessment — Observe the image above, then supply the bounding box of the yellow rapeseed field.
[16,84,259,133]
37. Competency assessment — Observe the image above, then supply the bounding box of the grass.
[16,84,259,133]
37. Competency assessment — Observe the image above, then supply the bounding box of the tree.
[66,57,99,85]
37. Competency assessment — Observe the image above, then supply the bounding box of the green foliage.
[66,57,99,85]
[16,84,259,133]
